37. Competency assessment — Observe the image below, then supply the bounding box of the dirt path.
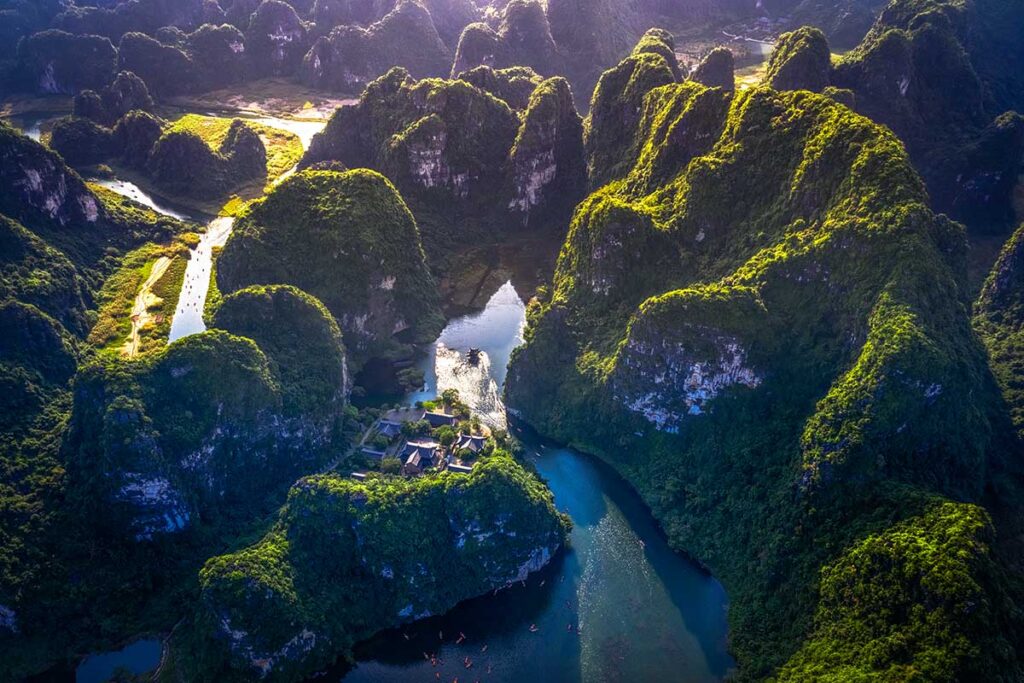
[122,256,171,358]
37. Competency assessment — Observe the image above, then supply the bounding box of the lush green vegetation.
[166,114,303,182]
[825,0,1024,235]
[975,223,1024,439]
[211,284,349,418]
[217,168,444,368]
[166,452,570,681]
[507,33,1024,680]
[300,65,587,274]
[0,123,199,679]
[763,26,831,92]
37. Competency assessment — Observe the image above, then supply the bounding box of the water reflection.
[168,216,234,342]
[330,281,732,683]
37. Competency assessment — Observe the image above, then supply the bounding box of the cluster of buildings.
[356,410,489,479]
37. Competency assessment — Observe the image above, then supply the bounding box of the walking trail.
[122,256,171,358]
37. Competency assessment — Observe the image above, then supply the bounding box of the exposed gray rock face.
[508,77,586,228]
[190,455,569,681]
[614,329,762,432]
[67,327,350,541]
[247,0,311,76]
[0,122,103,229]
[301,0,451,91]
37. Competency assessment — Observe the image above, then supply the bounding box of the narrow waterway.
[333,283,733,683]
[11,113,732,682]
[168,216,233,342]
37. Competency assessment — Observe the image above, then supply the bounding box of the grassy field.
[86,215,199,358]
[166,113,304,182]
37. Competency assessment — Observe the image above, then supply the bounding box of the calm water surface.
[14,113,731,682]
[334,284,733,683]
[74,639,161,683]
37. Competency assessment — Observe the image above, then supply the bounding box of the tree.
[441,388,462,406]
[401,420,429,438]
[434,425,456,448]
[380,457,402,475]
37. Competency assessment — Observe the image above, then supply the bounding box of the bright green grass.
[167,113,304,182]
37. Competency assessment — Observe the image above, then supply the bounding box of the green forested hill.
[506,30,1024,680]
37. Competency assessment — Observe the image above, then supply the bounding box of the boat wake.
[434,343,507,429]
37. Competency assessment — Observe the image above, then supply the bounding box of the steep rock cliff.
[507,35,1023,679]
[216,169,444,367]
[171,453,570,681]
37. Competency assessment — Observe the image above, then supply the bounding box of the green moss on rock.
[148,119,267,200]
[506,34,1023,679]
[763,26,832,92]
[301,0,451,92]
[975,223,1024,439]
[48,116,118,168]
[14,29,117,95]
[174,453,570,680]
[216,169,443,367]
[689,46,735,91]
[584,31,679,186]
[211,284,349,418]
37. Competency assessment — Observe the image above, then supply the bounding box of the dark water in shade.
[74,639,161,683]
[331,284,733,683]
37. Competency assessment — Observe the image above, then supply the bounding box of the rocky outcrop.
[302,66,586,244]
[0,215,92,337]
[48,116,118,167]
[0,121,104,230]
[67,318,349,540]
[113,110,165,169]
[974,223,1024,438]
[177,454,569,680]
[246,0,311,76]
[117,31,196,96]
[508,77,586,227]
[187,22,250,90]
[452,0,562,77]
[456,64,541,111]
[506,33,1022,680]
[14,29,117,95]
[148,119,268,200]
[584,29,679,186]
[301,0,450,91]
[52,0,217,41]
[211,285,350,418]
[216,169,444,367]
[831,0,1024,233]
[610,290,765,432]
[689,46,734,91]
[763,26,831,92]
[73,70,154,126]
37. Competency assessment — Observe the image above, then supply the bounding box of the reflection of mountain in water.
[434,344,506,429]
